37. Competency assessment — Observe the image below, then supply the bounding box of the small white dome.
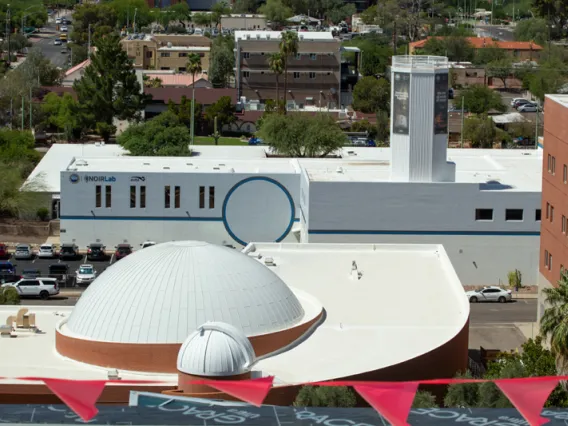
[177,322,256,376]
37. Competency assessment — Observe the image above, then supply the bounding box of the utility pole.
[5,4,10,67]
[133,8,138,33]
[87,23,91,58]
[29,86,32,130]
[460,96,465,148]
[21,95,24,130]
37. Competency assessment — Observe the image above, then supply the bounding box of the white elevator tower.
[390,56,456,183]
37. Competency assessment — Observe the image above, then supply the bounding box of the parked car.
[48,263,69,286]
[513,99,532,109]
[510,97,526,107]
[517,103,538,113]
[75,264,97,285]
[248,137,264,145]
[38,243,57,259]
[2,277,59,299]
[55,18,61,24]
[59,243,79,260]
[466,286,512,303]
[14,244,33,260]
[21,269,41,278]
[0,244,9,259]
[141,241,156,249]
[114,244,133,260]
[87,243,107,261]
[61,25,68,32]
[0,262,16,276]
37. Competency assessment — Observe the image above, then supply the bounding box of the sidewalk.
[60,288,85,297]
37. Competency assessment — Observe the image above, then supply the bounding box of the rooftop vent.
[107,369,121,380]
[163,166,170,170]
[219,163,226,166]
[229,168,235,173]
[167,42,172,47]
[266,34,271,40]
[143,162,150,166]
[336,166,344,174]
[264,257,275,266]
[75,160,88,167]
[256,34,260,40]
[213,167,220,170]
[186,163,193,166]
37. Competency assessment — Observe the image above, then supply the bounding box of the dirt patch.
[0,234,46,246]
[0,219,50,244]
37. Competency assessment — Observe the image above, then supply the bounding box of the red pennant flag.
[207,376,274,407]
[354,382,419,426]
[42,378,106,421]
[496,378,559,426]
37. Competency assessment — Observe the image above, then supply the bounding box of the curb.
[59,291,84,297]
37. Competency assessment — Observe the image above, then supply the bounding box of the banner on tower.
[434,73,449,135]
[392,72,410,135]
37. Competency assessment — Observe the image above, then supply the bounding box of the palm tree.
[268,52,284,110]
[540,271,568,381]
[279,30,299,114]
[186,53,202,147]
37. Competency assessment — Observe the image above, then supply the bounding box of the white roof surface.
[0,242,468,383]
[235,30,334,41]
[491,112,526,124]
[63,241,305,343]
[177,322,256,376]
[547,94,568,108]
[26,143,126,193]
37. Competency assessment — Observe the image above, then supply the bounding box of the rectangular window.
[175,186,180,209]
[146,51,152,58]
[105,186,112,208]
[164,186,171,209]
[564,165,567,183]
[293,72,300,79]
[536,209,541,221]
[243,52,250,59]
[563,215,567,234]
[546,202,550,219]
[545,249,549,267]
[505,209,523,221]
[551,206,555,222]
[243,71,250,78]
[310,53,317,60]
[130,186,136,208]
[548,154,551,172]
[295,53,301,60]
[95,185,101,208]
[209,186,215,209]
[309,72,316,79]
[475,208,493,221]
[552,156,556,175]
[178,67,186,72]
[549,254,553,271]
[178,52,188,57]
[140,186,146,208]
[160,52,170,57]
[199,186,205,209]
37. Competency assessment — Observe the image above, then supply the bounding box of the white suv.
[2,278,60,300]
[38,243,57,259]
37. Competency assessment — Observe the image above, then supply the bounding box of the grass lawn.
[194,136,247,146]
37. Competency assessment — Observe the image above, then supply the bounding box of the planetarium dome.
[64,241,305,344]
[177,322,256,377]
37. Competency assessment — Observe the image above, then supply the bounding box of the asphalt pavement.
[30,13,73,69]
[476,25,516,41]
[469,299,537,324]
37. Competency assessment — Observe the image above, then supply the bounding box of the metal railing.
[392,55,449,69]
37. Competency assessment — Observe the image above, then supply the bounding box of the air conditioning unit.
[246,34,251,40]
[266,34,271,40]
[300,35,304,40]
[256,34,260,40]
[264,257,275,266]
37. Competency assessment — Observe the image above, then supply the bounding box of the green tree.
[41,93,83,140]
[108,0,152,30]
[474,47,507,66]
[528,61,566,103]
[117,111,191,156]
[70,3,118,47]
[193,12,212,28]
[259,0,293,29]
[454,85,506,115]
[375,109,389,146]
[73,34,147,142]
[3,34,31,54]
[204,96,236,132]
[162,2,191,28]
[232,0,260,13]
[343,36,392,77]
[168,97,205,132]
[0,286,20,305]
[279,30,299,112]
[540,271,568,380]
[463,115,497,148]
[514,18,548,45]
[187,52,203,145]
[69,43,89,67]
[531,0,566,39]
[352,77,390,114]
[258,113,347,157]
[444,371,480,408]
[210,36,235,88]
[211,0,230,29]
[17,47,62,86]
[268,52,284,105]
[412,390,438,408]
[294,386,357,408]
[486,58,513,89]
[327,3,356,25]
[421,37,475,62]
[360,5,378,25]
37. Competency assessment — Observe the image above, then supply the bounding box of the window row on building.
[243,52,330,60]
[547,154,568,184]
[474,208,540,222]
[546,202,554,223]
[95,185,216,210]
[242,70,333,78]
[544,249,553,271]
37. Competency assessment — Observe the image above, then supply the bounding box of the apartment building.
[539,95,568,320]
[121,35,211,73]
[235,31,360,109]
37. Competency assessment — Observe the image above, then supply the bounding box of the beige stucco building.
[121,35,211,73]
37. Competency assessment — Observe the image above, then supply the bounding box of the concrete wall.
[60,171,300,248]
[305,180,541,286]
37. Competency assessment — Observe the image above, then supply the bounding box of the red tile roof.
[145,87,237,105]
[410,36,542,51]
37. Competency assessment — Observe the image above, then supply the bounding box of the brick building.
[538,95,568,320]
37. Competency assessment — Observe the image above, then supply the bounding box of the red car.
[0,244,9,259]
[114,244,132,260]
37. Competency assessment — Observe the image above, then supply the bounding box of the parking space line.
[109,254,114,265]
[83,255,87,263]
[32,256,37,264]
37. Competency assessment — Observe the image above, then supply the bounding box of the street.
[470,299,537,324]
[476,25,516,41]
[30,11,73,69]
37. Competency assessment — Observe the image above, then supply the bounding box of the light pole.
[5,4,10,67]
[133,8,138,33]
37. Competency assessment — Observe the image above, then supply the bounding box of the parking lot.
[0,253,116,288]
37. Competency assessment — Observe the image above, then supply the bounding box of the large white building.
[53,56,543,286]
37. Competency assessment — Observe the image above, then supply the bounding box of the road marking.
[109,254,114,265]
[32,256,36,264]
[83,255,87,263]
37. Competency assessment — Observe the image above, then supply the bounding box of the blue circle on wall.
[222,177,296,246]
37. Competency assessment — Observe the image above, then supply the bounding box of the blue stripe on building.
[60,216,300,222]
[308,230,540,236]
